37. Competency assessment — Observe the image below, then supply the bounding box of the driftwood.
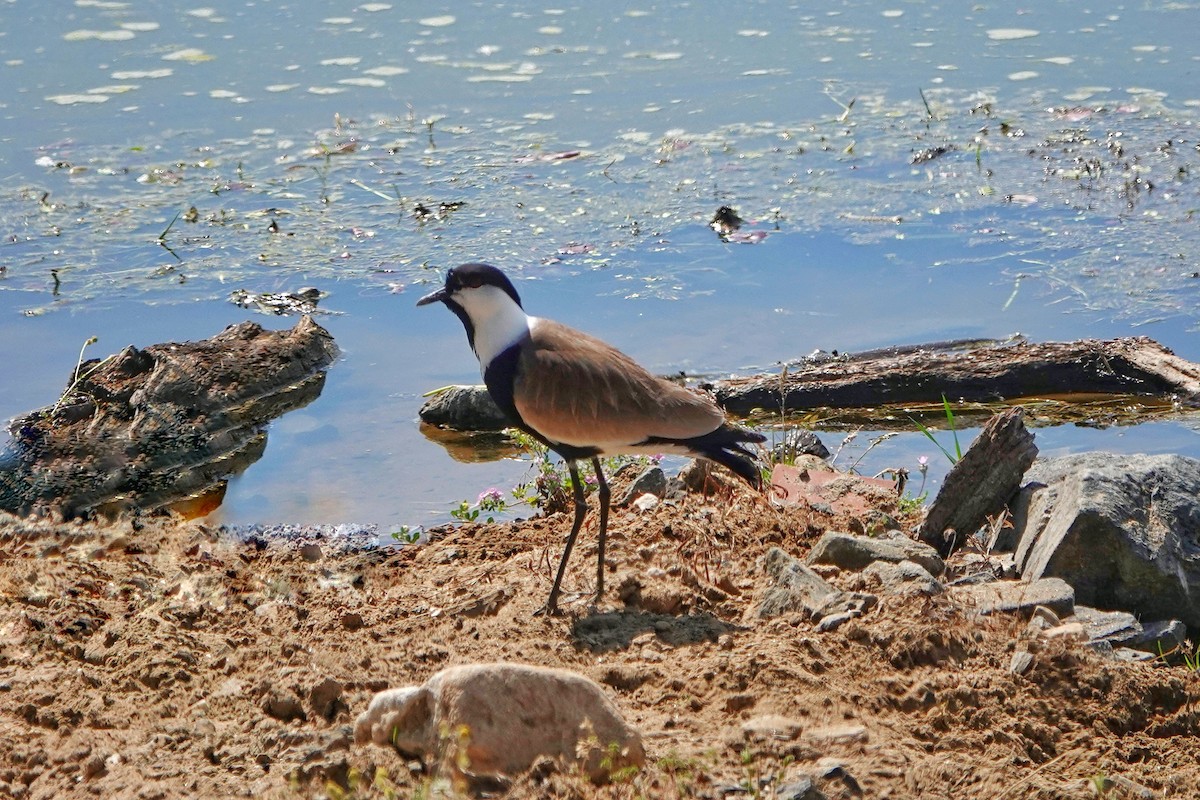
[0,317,337,518]
[917,407,1039,557]
[712,337,1200,416]
[420,337,1200,435]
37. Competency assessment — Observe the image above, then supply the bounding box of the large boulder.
[354,663,644,785]
[1009,453,1200,628]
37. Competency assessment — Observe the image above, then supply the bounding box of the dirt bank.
[1,479,1197,799]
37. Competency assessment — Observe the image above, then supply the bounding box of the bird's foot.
[585,590,605,615]
[533,601,563,618]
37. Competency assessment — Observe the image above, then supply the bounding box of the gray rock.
[741,714,803,741]
[1009,651,1035,675]
[809,591,879,631]
[811,591,878,621]
[776,776,826,800]
[1138,619,1189,654]
[920,407,1038,556]
[418,384,508,431]
[806,530,945,577]
[1110,647,1159,664]
[802,724,868,746]
[772,429,831,462]
[354,663,644,784]
[616,466,668,507]
[1011,452,1200,628]
[757,548,885,630]
[2,317,337,518]
[862,560,943,595]
[1023,614,1052,638]
[816,611,860,632]
[1073,605,1187,654]
[757,548,837,618]
[813,758,863,796]
[949,577,1075,618]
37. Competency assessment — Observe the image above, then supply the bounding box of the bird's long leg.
[592,456,610,603]
[543,460,587,616]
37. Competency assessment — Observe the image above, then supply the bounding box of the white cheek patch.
[463,288,534,367]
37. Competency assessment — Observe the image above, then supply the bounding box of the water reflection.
[419,423,526,464]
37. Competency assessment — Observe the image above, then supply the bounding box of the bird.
[417,262,765,615]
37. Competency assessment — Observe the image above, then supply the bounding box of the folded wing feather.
[514,319,724,449]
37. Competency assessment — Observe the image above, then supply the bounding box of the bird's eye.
[462,276,484,289]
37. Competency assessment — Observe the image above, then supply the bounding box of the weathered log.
[421,337,1200,434]
[0,316,338,518]
[712,337,1200,415]
[918,407,1038,557]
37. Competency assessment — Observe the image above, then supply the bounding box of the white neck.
[460,285,534,368]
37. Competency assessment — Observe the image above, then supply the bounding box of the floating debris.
[710,205,743,237]
[413,201,466,221]
[229,287,328,316]
[911,144,956,164]
[557,242,594,255]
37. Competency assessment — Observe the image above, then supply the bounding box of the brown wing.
[513,319,724,448]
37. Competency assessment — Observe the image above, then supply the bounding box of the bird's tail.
[677,424,766,489]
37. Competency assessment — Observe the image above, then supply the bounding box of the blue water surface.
[2,1,1199,530]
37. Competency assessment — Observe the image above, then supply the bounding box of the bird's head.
[416,263,523,318]
[417,263,528,362]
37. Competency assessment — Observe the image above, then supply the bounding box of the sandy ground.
[2,475,1199,799]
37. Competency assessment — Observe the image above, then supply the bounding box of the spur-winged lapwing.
[418,263,765,615]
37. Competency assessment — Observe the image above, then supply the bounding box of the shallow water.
[2,1,1200,531]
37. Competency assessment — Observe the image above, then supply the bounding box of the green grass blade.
[909,414,958,464]
[940,394,963,461]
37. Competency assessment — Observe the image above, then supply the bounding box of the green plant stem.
[52,336,104,415]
